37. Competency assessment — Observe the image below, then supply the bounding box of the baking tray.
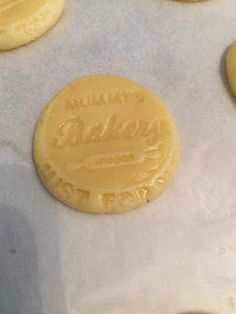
[1,0,236,313]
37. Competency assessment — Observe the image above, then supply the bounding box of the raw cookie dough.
[174,0,209,2]
[226,41,236,97]
[0,0,64,51]
[34,75,180,214]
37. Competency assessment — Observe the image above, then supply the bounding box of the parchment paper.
[1,0,236,313]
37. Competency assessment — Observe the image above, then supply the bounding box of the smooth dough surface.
[0,0,64,50]
[226,41,236,97]
[34,75,179,214]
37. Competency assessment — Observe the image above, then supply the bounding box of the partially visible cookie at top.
[173,0,209,2]
[34,75,180,214]
[0,0,64,51]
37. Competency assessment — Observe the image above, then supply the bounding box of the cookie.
[0,0,64,50]
[34,75,180,214]
[174,0,209,2]
[226,41,236,97]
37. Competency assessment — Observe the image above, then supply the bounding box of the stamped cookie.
[34,75,179,214]
[0,0,64,50]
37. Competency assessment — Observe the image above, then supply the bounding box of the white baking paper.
[1,0,236,313]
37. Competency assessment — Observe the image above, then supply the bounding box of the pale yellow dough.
[174,0,209,2]
[0,0,64,50]
[34,75,179,214]
[226,42,236,97]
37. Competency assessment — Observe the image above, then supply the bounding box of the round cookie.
[226,41,236,97]
[34,75,180,214]
[0,0,64,51]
